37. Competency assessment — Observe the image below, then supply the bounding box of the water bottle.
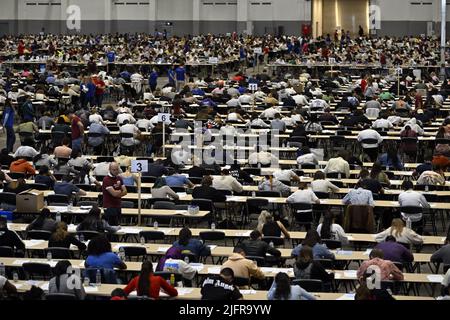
[258,162,262,169]
[287,141,290,148]
[83,276,90,287]
[252,191,256,198]
[406,217,412,229]
[211,222,216,231]
[140,236,145,245]
[269,241,274,248]
[0,263,5,277]
[95,269,102,286]
[184,256,190,264]
[13,271,19,282]
[170,273,175,286]
[79,233,85,243]
[47,251,52,261]
[338,172,342,179]
[425,185,429,192]
[386,165,390,172]
[153,221,159,229]
[56,211,61,223]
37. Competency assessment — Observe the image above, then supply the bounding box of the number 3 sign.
[131,160,148,173]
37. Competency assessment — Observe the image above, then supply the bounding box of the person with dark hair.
[357,249,404,281]
[222,246,265,285]
[359,168,384,195]
[201,267,243,300]
[241,230,281,260]
[291,230,334,259]
[323,150,350,178]
[26,208,57,232]
[0,274,18,298]
[268,272,316,300]
[417,164,446,186]
[192,175,226,202]
[35,165,56,189]
[213,169,243,193]
[23,286,45,300]
[48,260,86,300]
[431,237,450,266]
[54,174,87,200]
[398,180,429,227]
[310,171,339,193]
[102,162,127,226]
[85,235,127,270]
[374,235,414,264]
[342,180,374,206]
[2,99,16,153]
[0,216,25,254]
[49,222,86,251]
[77,207,120,234]
[172,227,210,257]
[123,261,177,299]
[258,175,291,197]
[317,212,348,244]
[370,162,390,187]
[293,245,334,290]
[0,148,14,167]
[54,137,72,159]
[156,246,197,282]
[165,169,194,188]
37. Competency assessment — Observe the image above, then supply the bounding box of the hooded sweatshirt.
[221,253,265,280]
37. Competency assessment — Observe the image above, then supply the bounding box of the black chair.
[298,163,317,169]
[314,191,329,199]
[181,252,199,263]
[141,176,158,183]
[314,258,335,269]
[242,167,261,176]
[326,172,346,179]
[47,194,69,205]
[28,183,50,190]
[139,231,165,242]
[153,201,176,210]
[96,156,114,163]
[170,186,187,193]
[262,236,284,247]
[255,191,281,197]
[245,198,269,225]
[122,201,135,208]
[234,276,251,287]
[77,230,101,241]
[290,203,313,230]
[7,172,26,180]
[292,279,324,292]
[0,246,14,257]
[45,247,73,259]
[23,262,53,280]
[199,231,226,244]
[121,246,147,261]
[84,267,118,284]
[191,199,215,212]
[322,239,342,250]
[27,230,52,240]
[45,293,77,300]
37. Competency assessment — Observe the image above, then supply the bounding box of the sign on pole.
[328,57,336,65]
[254,47,262,54]
[157,113,171,124]
[131,160,148,173]
[208,57,219,64]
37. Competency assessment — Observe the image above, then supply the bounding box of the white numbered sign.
[158,113,171,124]
[208,57,218,64]
[248,83,258,91]
[396,68,403,75]
[131,160,148,173]
[328,57,336,64]
[254,47,262,54]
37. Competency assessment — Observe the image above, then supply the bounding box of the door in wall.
[316,0,369,38]
[0,23,9,37]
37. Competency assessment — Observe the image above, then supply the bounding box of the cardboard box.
[16,189,45,212]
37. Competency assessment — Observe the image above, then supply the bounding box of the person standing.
[102,162,127,226]
[175,63,186,92]
[149,68,158,92]
[2,99,15,153]
[69,110,84,152]
[168,66,176,88]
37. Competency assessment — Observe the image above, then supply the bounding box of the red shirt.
[71,115,82,139]
[18,42,25,56]
[102,175,124,208]
[124,275,178,299]
[93,78,105,95]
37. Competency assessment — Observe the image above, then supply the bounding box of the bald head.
[109,162,120,177]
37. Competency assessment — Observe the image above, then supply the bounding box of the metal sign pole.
[162,122,166,158]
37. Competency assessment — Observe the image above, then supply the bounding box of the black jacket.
[0,228,25,251]
[192,186,226,202]
[48,234,86,251]
[241,239,281,258]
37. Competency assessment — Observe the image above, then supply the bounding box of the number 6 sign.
[158,113,171,124]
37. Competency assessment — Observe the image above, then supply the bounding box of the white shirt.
[248,151,279,166]
[120,124,139,146]
[272,169,297,182]
[372,119,393,129]
[212,175,243,193]
[260,107,280,119]
[0,276,6,290]
[310,179,339,193]
[323,157,350,178]
[357,129,383,148]
[117,113,136,125]
[286,189,319,203]
[171,149,192,165]
[136,119,153,131]
[14,146,39,158]
[89,114,103,124]
[227,98,241,107]
[317,223,349,244]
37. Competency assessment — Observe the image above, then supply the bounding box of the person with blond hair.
[374,218,423,245]
[256,210,290,239]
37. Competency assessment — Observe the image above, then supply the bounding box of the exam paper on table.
[189,263,205,272]
[157,247,170,253]
[207,267,221,274]
[427,275,444,283]
[24,239,46,247]
[343,270,358,278]
[84,286,99,293]
[236,231,252,237]
[337,293,355,300]
[241,290,257,295]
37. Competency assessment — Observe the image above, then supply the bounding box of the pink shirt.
[357,258,404,281]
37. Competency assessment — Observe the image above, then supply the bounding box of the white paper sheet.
[84,286,99,293]
[337,293,355,300]
[207,267,221,274]
[189,263,205,272]
[241,290,256,295]
[343,270,357,278]
[12,259,30,265]
[157,247,170,253]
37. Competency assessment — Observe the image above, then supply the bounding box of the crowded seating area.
[1,27,450,302]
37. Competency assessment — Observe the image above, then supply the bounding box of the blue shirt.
[172,239,211,257]
[267,282,316,300]
[175,67,185,81]
[165,175,189,187]
[86,252,122,269]
[191,88,205,96]
[107,52,115,63]
[54,182,80,197]
[291,243,335,260]
[2,106,14,127]
[168,69,176,84]
[342,188,374,206]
